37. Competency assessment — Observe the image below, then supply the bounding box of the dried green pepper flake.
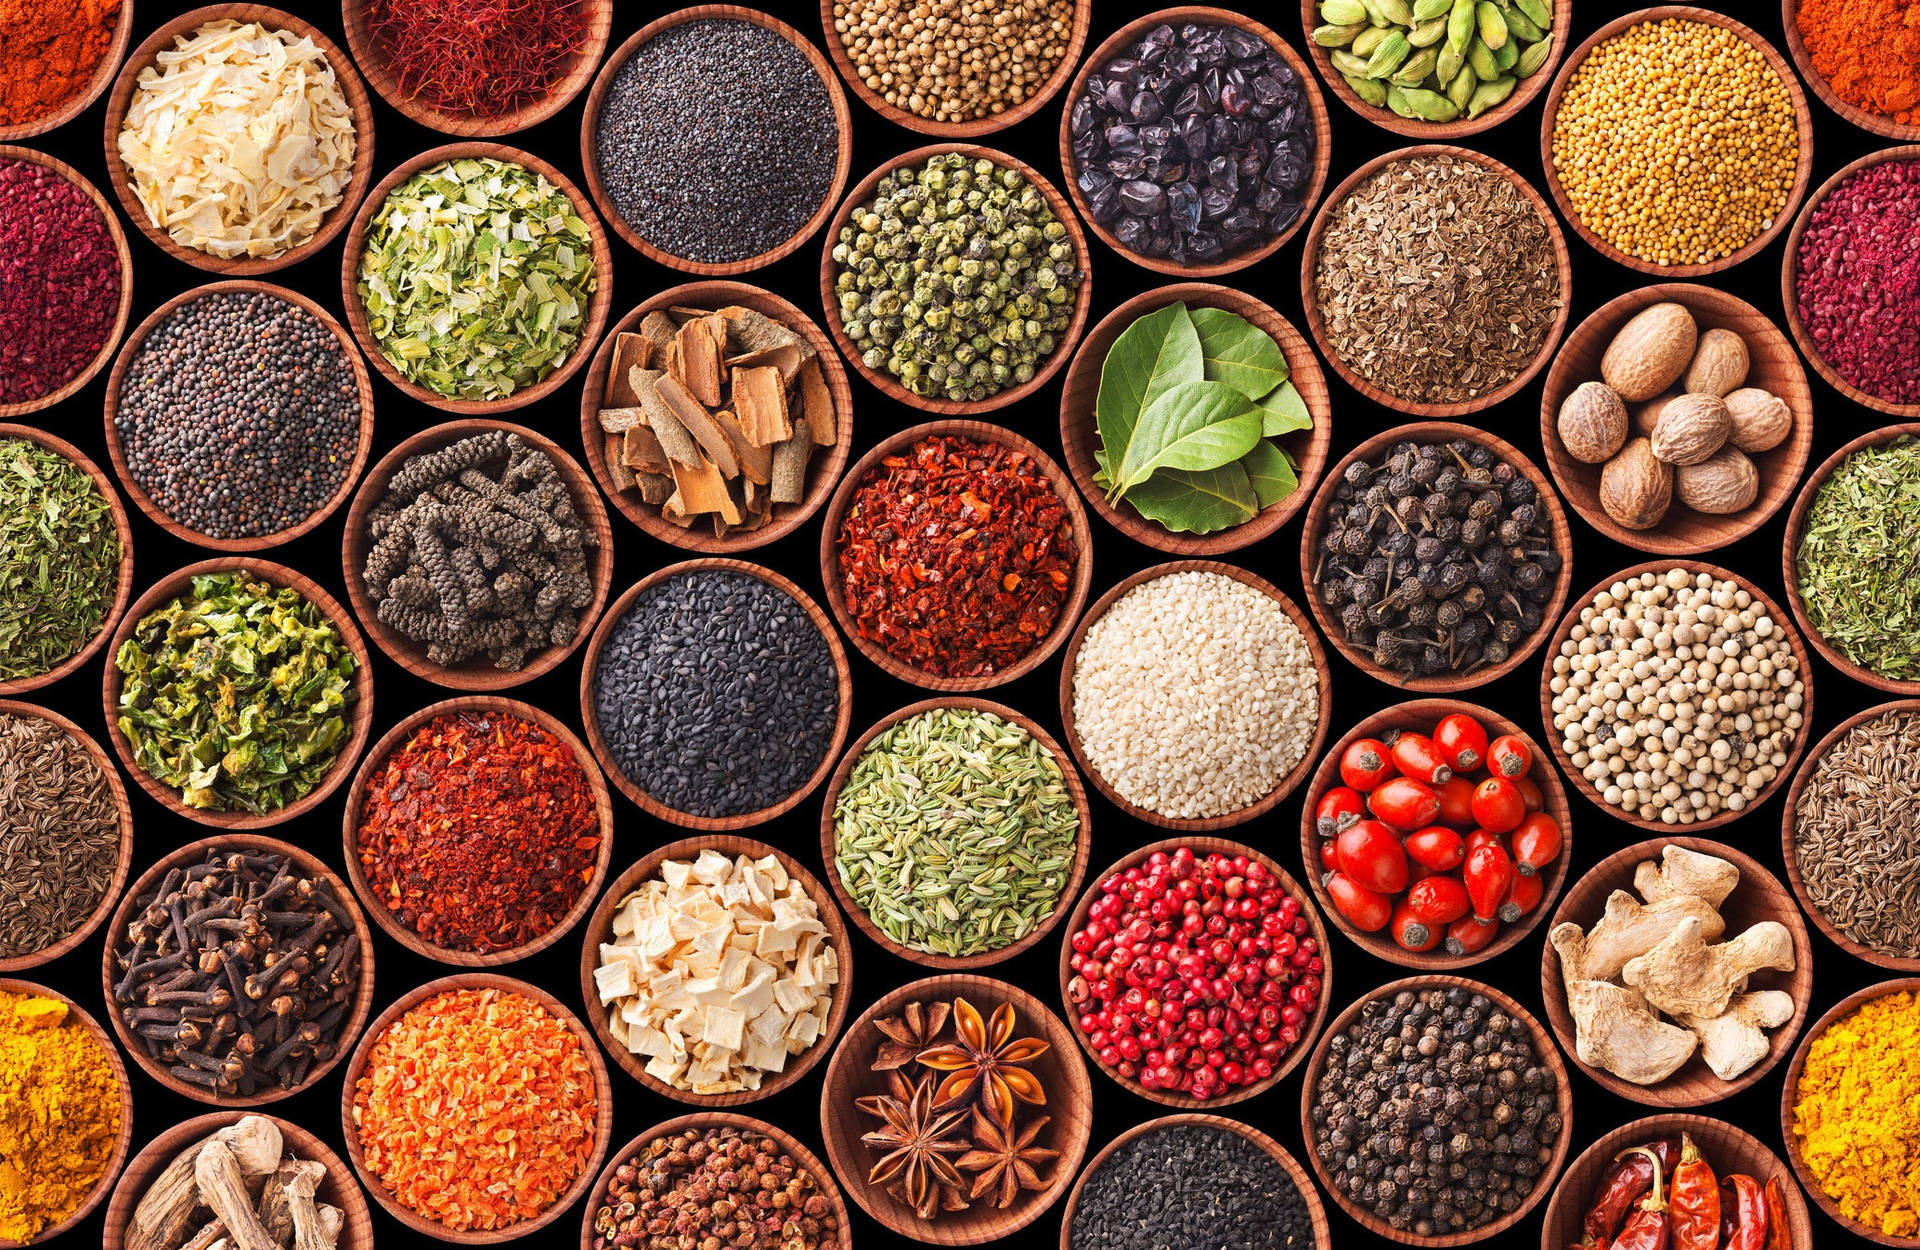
[114,571,358,813]
[1797,435,1920,682]
[0,438,121,682]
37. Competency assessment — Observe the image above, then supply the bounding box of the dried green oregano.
[0,438,121,682]
[1797,435,1920,682]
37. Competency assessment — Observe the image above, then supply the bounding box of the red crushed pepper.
[356,711,599,954]
[836,433,1078,679]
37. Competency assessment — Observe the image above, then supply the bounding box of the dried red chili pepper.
[1669,1134,1719,1250]
[1609,1147,1672,1250]
[1583,1138,1680,1246]
[1762,1175,1791,1250]
[1721,1174,1769,1250]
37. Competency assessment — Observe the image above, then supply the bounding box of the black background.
[6,1,1905,1247]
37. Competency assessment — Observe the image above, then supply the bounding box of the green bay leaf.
[1113,380,1263,495]
[1125,462,1259,534]
[1243,440,1300,508]
[1095,303,1203,478]
[1192,306,1288,398]
[1255,380,1313,436]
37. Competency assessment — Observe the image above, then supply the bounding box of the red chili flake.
[836,433,1079,679]
[0,158,121,406]
[356,711,599,954]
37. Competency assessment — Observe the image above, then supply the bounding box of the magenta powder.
[0,157,122,406]
[1794,158,1920,406]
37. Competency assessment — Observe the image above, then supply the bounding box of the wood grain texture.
[1057,7,1330,277]
[1299,145,1571,417]
[1540,836,1813,1106]
[0,0,134,140]
[99,557,375,829]
[1299,699,1573,970]
[97,833,378,1106]
[1539,558,1817,834]
[1538,6,1815,278]
[1054,835,1334,1107]
[817,145,1092,415]
[818,973,1093,1246]
[580,6,852,275]
[575,836,853,1104]
[819,697,1092,971]
[1779,0,1920,141]
[575,280,855,554]
[1298,975,1573,1246]
[1055,283,1332,555]
[102,5,376,275]
[577,558,853,830]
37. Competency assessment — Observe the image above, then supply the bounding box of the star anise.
[855,1070,971,1219]
[871,999,952,1071]
[956,1106,1059,1209]
[918,996,1050,1125]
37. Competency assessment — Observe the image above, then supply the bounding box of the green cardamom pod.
[1476,1,1509,50]
[1397,86,1462,121]
[1447,0,1477,54]
[1446,62,1478,110]
[1435,42,1465,85]
[1375,0,1415,24]
[1330,48,1374,77]
[1413,0,1453,20]
[1503,5,1545,41]
[1392,47,1440,86]
[1514,35,1553,77]
[1321,0,1369,23]
[1365,31,1412,78]
[1385,84,1418,118]
[1408,16,1449,46]
[1352,26,1392,56]
[1343,71,1390,106]
[1493,33,1520,69]
[1515,0,1550,27]
[1315,21,1366,46]
[1466,35,1500,79]
[1466,73,1517,117]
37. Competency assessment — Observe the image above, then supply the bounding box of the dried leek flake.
[116,20,357,260]
[355,157,598,402]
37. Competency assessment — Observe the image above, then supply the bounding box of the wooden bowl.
[1538,1112,1813,1250]
[0,424,134,697]
[1055,1112,1330,1250]
[1056,835,1333,1107]
[1780,0,1920,142]
[1541,836,1813,1105]
[1539,283,1814,555]
[1058,7,1330,278]
[103,5,376,275]
[0,978,132,1249]
[820,698,1091,970]
[100,557,375,829]
[579,1111,854,1250]
[1058,559,1330,829]
[818,144,1093,415]
[1538,6,1814,278]
[0,1,135,141]
[576,280,854,554]
[825,0,1091,138]
[341,418,613,691]
[1300,145,1571,418]
[99,833,377,1106]
[1298,421,1574,692]
[338,141,613,414]
[341,0,614,136]
[819,973,1093,1245]
[339,972,615,1245]
[819,421,1094,692]
[102,279,375,553]
[100,1110,375,1250]
[0,699,134,973]
[581,6,852,275]
[1056,282,1332,554]
[1300,698,1573,969]
[341,696,614,967]
[1540,558,1817,834]
[0,149,134,419]
[579,557,853,830]
[1299,975,1573,1245]
[576,835,853,1103]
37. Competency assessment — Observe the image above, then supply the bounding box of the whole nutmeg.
[1557,381,1628,463]
[1723,387,1793,453]
[1599,438,1672,529]
[1649,393,1732,466]
[1682,327,1751,397]
[1675,445,1759,514]
[1631,390,1680,438]
[1601,302,1697,402]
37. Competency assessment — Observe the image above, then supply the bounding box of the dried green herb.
[1797,435,1920,681]
[0,438,120,682]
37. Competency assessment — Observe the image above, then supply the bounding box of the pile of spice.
[0,436,121,684]
[1309,985,1562,1236]
[115,290,362,541]
[1072,570,1319,819]
[594,18,840,266]
[356,157,597,402]
[589,1125,841,1250]
[591,849,838,1094]
[1066,848,1322,1100]
[591,568,839,819]
[1796,0,1920,125]
[0,0,120,130]
[1790,989,1920,1238]
[1794,708,1920,961]
[1091,301,1310,534]
[851,996,1062,1218]
[595,302,837,538]
[125,1115,347,1250]
[1311,437,1559,680]
[356,709,599,956]
[0,711,118,961]
[362,431,598,671]
[1569,1132,1791,1250]
[118,20,357,261]
[1793,157,1920,407]
[833,707,1079,959]
[1549,17,1799,267]
[1795,436,1920,681]
[1312,154,1560,405]
[830,0,1075,124]
[1311,0,1554,122]
[1068,21,1316,266]
[364,0,589,120]
[1548,568,1806,824]
[352,986,596,1233]
[836,433,1078,680]
[0,157,121,407]
[830,153,1084,403]
[113,570,358,815]
[0,989,120,1244]
[1068,1121,1312,1249]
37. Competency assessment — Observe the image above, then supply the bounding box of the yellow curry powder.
[1791,990,1920,1238]
[0,990,121,1242]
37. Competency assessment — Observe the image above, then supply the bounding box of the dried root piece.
[1621,917,1796,1019]
[1566,979,1697,1085]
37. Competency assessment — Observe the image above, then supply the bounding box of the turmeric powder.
[1791,989,1920,1238]
[0,989,122,1242]
[1797,0,1920,125]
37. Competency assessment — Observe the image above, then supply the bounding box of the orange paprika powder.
[1797,0,1920,124]
[0,0,121,129]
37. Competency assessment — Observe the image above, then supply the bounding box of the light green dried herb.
[0,438,121,682]
[1797,435,1920,681]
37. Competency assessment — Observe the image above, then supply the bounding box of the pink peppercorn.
[0,157,122,406]
[1795,157,1920,406]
